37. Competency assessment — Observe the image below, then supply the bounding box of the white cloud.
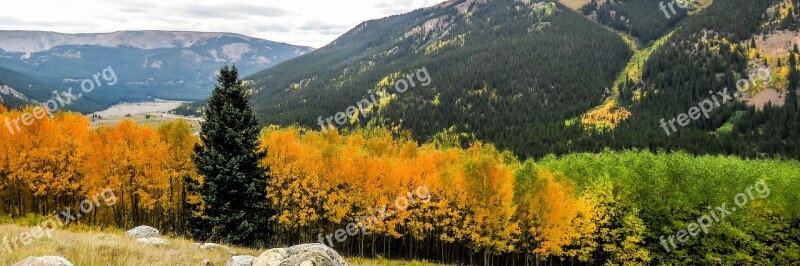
[0,0,447,48]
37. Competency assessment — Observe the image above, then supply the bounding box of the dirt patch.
[755,30,800,57]
[748,88,786,110]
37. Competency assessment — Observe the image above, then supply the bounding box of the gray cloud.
[298,20,350,32]
[179,4,292,19]
[0,0,448,48]
[374,0,422,14]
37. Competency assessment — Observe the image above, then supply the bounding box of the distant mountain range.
[0,30,313,112]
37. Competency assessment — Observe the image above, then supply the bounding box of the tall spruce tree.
[190,65,271,246]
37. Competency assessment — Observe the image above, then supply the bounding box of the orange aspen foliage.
[517,169,596,260]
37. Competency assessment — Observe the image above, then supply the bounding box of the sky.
[0,0,448,48]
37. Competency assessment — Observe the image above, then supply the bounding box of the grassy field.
[0,224,447,266]
[90,112,202,133]
[88,100,202,132]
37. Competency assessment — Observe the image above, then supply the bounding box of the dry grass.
[90,113,202,133]
[0,224,260,265]
[347,257,449,266]
[0,224,450,266]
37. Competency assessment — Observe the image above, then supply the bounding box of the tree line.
[0,108,197,233]
[2,100,799,264]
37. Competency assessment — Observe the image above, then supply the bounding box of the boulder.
[225,255,256,266]
[125,225,160,238]
[253,248,288,266]
[12,256,73,266]
[254,243,348,266]
[136,237,169,246]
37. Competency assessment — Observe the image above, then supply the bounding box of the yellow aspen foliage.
[85,121,170,227]
[260,127,329,230]
[157,120,198,231]
[516,169,596,260]
[443,143,519,254]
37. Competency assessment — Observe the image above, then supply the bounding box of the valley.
[88,100,202,131]
[0,30,313,113]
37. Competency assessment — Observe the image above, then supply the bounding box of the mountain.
[0,66,37,107]
[0,65,108,111]
[0,30,313,112]
[246,0,800,160]
[246,0,632,155]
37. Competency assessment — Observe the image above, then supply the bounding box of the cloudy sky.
[0,0,448,48]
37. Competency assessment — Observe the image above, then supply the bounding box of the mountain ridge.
[0,30,314,112]
[244,0,800,160]
[0,30,315,53]
[245,0,632,157]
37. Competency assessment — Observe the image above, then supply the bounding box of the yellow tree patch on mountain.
[581,100,632,132]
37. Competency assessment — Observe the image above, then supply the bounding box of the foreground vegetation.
[0,224,445,266]
[2,101,799,264]
[260,127,800,265]
[0,224,260,266]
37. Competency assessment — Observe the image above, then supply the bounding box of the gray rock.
[125,225,160,238]
[12,256,73,266]
[226,255,256,266]
[253,248,288,266]
[254,243,348,266]
[201,259,212,266]
[136,237,169,246]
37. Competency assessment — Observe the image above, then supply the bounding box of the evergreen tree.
[190,65,271,246]
[790,50,799,91]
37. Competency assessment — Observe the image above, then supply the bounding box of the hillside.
[245,0,800,160]
[0,65,111,112]
[0,31,313,113]
[593,0,799,158]
[0,66,47,108]
[246,0,632,157]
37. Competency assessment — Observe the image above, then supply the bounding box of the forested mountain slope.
[247,0,631,156]
[0,65,111,111]
[584,0,800,158]
[249,0,800,160]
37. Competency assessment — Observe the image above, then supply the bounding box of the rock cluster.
[13,226,349,266]
[253,243,348,266]
[226,255,257,266]
[127,225,169,247]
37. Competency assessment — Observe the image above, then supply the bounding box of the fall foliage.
[1,107,799,265]
[0,109,196,232]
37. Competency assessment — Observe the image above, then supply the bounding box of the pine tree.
[789,50,799,92]
[190,65,271,246]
